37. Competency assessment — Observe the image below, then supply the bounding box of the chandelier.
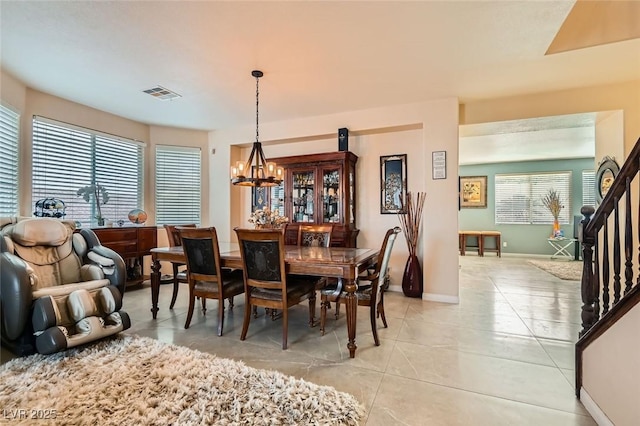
[230,70,283,187]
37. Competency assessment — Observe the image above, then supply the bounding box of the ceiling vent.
[142,85,181,101]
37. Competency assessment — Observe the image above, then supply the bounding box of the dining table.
[149,243,379,358]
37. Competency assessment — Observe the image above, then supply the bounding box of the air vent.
[142,85,181,101]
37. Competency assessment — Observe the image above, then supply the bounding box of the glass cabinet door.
[269,183,285,217]
[291,168,315,223]
[322,168,341,223]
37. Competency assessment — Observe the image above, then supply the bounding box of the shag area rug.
[0,335,364,425]
[527,259,583,281]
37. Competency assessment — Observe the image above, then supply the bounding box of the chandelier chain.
[255,74,260,144]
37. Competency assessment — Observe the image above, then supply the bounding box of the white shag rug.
[0,335,364,425]
[527,259,583,281]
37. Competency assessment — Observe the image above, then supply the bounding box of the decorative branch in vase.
[541,189,564,238]
[397,191,426,298]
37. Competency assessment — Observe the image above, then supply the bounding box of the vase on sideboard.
[402,254,423,298]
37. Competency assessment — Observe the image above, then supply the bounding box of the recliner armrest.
[79,229,126,296]
[0,253,34,340]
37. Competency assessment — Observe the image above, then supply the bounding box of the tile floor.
[2,256,596,425]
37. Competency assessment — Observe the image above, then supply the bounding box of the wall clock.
[595,156,620,205]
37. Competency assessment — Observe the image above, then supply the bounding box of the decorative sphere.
[128,209,148,224]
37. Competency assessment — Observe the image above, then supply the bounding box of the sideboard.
[92,226,157,288]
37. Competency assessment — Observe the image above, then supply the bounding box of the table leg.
[344,278,358,358]
[151,257,160,319]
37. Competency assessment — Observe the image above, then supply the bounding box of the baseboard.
[422,293,459,304]
[386,287,459,304]
[580,387,614,426]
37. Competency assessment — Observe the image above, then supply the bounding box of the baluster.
[612,198,621,305]
[624,177,633,295]
[580,206,596,336]
[601,220,610,315]
[594,234,601,320]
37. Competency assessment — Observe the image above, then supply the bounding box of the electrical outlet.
[503,241,508,247]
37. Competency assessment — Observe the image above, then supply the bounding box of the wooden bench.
[459,231,502,257]
[459,231,482,256]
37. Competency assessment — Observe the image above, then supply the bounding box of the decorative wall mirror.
[595,156,620,204]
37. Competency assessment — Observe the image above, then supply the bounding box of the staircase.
[575,137,640,424]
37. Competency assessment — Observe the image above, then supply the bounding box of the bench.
[459,231,501,257]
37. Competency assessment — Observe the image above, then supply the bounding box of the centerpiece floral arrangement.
[248,207,289,229]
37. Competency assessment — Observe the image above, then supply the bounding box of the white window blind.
[32,116,144,227]
[495,172,571,224]
[582,170,596,208]
[0,105,19,216]
[155,145,201,225]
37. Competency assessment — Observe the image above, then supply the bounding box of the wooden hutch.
[256,151,359,247]
[92,225,157,287]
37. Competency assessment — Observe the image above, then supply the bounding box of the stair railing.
[576,136,640,397]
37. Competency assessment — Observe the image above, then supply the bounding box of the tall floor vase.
[402,254,423,298]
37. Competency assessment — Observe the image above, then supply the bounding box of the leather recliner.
[1,217,131,355]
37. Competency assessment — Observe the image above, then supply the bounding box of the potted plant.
[77,183,110,226]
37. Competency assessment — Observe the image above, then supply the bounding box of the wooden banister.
[576,136,640,398]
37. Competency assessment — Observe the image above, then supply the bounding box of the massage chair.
[1,217,131,355]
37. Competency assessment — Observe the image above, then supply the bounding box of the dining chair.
[163,223,196,309]
[297,223,334,247]
[178,227,245,336]
[319,226,401,346]
[235,228,317,350]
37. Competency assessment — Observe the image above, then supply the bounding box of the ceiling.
[0,0,640,164]
[1,1,639,134]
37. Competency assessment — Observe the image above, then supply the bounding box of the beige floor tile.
[397,320,556,366]
[366,375,595,426]
[386,341,587,414]
[3,256,597,424]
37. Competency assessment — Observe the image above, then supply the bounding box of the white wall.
[582,303,640,426]
[210,98,460,301]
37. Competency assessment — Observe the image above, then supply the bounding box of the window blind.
[582,170,596,208]
[155,145,201,225]
[495,172,571,224]
[32,116,143,227]
[0,105,19,216]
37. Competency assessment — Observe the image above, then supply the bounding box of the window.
[155,145,201,225]
[582,170,596,208]
[32,116,144,227]
[0,105,19,216]
[495,172,571,224]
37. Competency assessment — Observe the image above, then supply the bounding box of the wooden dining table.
[150,243,379,358]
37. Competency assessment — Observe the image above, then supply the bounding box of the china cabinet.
[263,151,359,247]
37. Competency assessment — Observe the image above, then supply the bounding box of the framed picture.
[460,176,487,208]
[251,166,269,212]
[432,151,446,180]
[380,154,407,214]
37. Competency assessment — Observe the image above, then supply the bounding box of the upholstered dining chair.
[297,224,334,247]
[178,227,245,336]
[163,223,196,309]
[234,228,317,350]
[319,226,401,346]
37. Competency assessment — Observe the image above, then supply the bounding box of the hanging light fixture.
[230,70,283,187]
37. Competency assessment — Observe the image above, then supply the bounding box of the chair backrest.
[164,223,197,248]
[297,224,333,247]
[234,228,287,293]
[178,227,223,285]
[371,227,401,298]
[1,218,83,288]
